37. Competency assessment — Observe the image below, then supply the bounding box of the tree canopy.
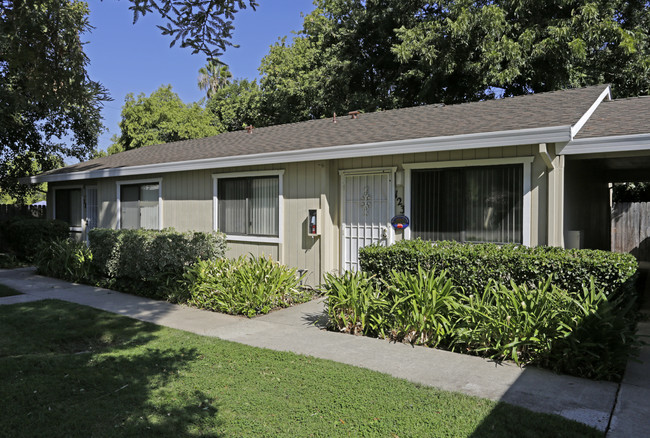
[253,0,650,126]
[109,85,221,154]
[0,0,108,201]
[1,0,256,201]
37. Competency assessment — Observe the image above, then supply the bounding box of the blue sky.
[85,0,316,152]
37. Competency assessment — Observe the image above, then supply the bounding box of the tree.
[256,0,650,126]
[392,0,650,101]
[130,0,258,58]
[1,0,258,202]
[207,79,263,131]
[109,85,221,154]
[0,0,108,201]
[198,58,233,98]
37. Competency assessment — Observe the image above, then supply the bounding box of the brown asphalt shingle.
[574,95,650,139]
[43,84,609,177]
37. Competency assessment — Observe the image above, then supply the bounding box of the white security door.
[84,186,98,242]
[341,169,395,271]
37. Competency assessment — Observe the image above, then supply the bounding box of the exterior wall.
[46,143,552,286]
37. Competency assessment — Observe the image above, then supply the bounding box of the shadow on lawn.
[0,299,224,438]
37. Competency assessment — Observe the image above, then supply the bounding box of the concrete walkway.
[1,267,648,435]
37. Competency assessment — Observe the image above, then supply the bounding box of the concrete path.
[1,267,647,434]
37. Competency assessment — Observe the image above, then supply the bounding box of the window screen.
[120,183,159,230]
[411,165,523,244]
[218,176,279,237]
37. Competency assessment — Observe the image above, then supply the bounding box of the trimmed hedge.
[359,239,638,297]
[4,219,70,261]
[88,228,227,298]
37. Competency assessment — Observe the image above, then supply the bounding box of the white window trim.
[116,178,163,230]
[212,170,285,244]
[53,185,84,232]
[403,157,533,246]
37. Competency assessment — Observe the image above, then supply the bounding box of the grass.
[0,300,602,438]
[0,283,21,297]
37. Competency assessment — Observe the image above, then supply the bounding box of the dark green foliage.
[0,1,108,200]
[4,218,69,261]
[181,256,310,317]
[612,182,650,202]
[323,270,640,381]
[359,239,638,298]
[88,228,226,299]
[34,239,94,283]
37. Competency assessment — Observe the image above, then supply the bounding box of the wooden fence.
[611,202,650,261]
[0,204,47,221]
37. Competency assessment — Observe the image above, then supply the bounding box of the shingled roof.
[34,84,610,181]
[574,96,650,139]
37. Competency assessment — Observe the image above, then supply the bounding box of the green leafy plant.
[323,270,388,336]
[360,239,638,299]
[88,228,227,299]
[35,239,94,283]
[183,255,309,317]
[4,219,70,261]
[385,267,457,347]
[451,278,576,363]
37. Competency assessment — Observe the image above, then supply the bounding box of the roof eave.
[559,133,650,155]
[29,125,572,184]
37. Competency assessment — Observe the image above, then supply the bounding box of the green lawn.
[0,300,602,438]
[0,283,21,297]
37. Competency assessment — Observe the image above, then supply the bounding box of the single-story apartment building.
[28,84,650,285]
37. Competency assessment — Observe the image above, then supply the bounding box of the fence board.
[611,202,650,261]
[0,204,46,220]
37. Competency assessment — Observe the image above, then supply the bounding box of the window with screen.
[411,164,523,244]
[217,176,279,237]
[119,183,159,230]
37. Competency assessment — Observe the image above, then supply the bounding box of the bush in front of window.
[181,255,311,317]
[88,228,227,299]
[4,219,70,261]
[359,239,638,299]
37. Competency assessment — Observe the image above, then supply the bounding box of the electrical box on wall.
[308,209,321,237]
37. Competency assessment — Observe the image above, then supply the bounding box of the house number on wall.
[395,190,404,214]
[361,186,372,216]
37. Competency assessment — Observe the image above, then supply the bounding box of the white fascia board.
[29,125,572,184]
[570,85,611,139]
[559,133,650,155]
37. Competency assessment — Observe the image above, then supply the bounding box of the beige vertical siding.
[46,143,553,287]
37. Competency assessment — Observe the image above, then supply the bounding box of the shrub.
[35,239,94,283]
[322,268,640,381]
[182,256,310,317]
[89,228,227,299]
[4,219,70,261]
[359,239,638,298]
[385,267,456,347]
[323,270,388,336]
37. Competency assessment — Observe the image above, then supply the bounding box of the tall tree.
[1,0,258,201]
[0,0,108,201]
[198,58,233,98]
[207,78,263,131]
[257,0,650,126]
[109,85,221,154]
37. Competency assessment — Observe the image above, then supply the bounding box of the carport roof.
[574,96,650,139]
[31,84,611,183]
